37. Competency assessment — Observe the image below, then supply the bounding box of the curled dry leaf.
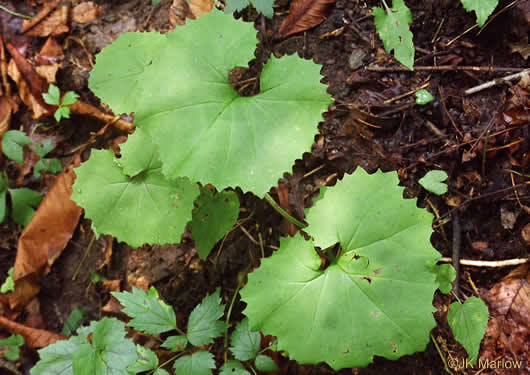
[278,0,337,38]
[23,1,69,37]
[68,100,134,133]
[481,263,529,372]
[9,165,82,309]
[0,315,65,348]
[169,0,213,27]
[72,2,102,24]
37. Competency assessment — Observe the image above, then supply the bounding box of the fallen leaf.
[69,100,134,132]
[23,2,69,37]
[9,165,82,309]
[72,2,102,24]
[0,315,65,348]
[7,59,50,119]
[509,42,530,60]
[0,96,17,136]
[169,0,213,26]
[278,0,337,38]
[481,263,529,372]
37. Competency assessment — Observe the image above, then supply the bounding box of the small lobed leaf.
[187,288,225,346]
[436,264,456,294]
[220,360,250,375]
[112,286,177,335]
[372,0,414,70]
[241,168,441,370]
[89,11,331,197]
[415,89,434,105]
[54,107,70,122]
[62,307,87,336]
[0,267,15,294]
[34,158,62,178]
[71,127,200,247]
[226,0,275,18]
[190,188,240,259]
[1,130,32,164]
[128,345,159,373]
[61,91,80,106]
[9,188,42,226]
[172,351,216,375]
[460,0,498,27]
[34,139,54,158]
[254,355,279,372]
[0,334,24,361]
[42,84,61,106]
[230,317,261,361]
[418,170,448,196]
[448,297,489,363]
[161,335,188,352]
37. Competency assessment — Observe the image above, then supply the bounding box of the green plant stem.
[149,352,185,375]
[264,193,307,229]
[430,333,454,375]
[0,5,31,19]
[224,266,250,362]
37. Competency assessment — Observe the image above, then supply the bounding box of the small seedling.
[1,130,32,164]
[61,307,88,336]
[42,84,79,122]
[418,170,448,195]
[0,173,42,226]
[0,267,15,294]
[448,296,489,364]
[415,89,434,105]
[373,0,499,69]
[0,334,24,361]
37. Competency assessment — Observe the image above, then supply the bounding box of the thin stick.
[366,65,527,73]
[438,257,528,267]
[224,266,250,362]
[383,82,430,104]
[239,225,260,245]
[72,232,96,281]
[481,130,490,177]
[451,213,461,295]
[430,334,454,375]
[264,192,307,228]
[465,69,530,95]
[0,5,31,19]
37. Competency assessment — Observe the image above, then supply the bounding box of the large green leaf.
[190,188,239,259]
[373,0,414,70]
[89,11,331,197]
[241,169,442,370]
[225,0,275,18]
[71,128,199,247]
[460,0,498,27]
[172,351,216,375]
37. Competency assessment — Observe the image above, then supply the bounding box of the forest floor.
[0,0,528,374]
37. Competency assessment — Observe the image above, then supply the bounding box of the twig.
[481,130,490,177]
[0,5,31,19]
[72,232,96,281]
[451,213,461,295]
[264,192,307,228]
[383,82,430,104]
[239,225,260,245]
[438,257,528,267]
[465,69,530,95]
[366,65,527,73]
[438,86,463,138]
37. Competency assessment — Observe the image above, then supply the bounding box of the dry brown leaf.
[481,263,529,372]
[36,37,63,66]
[169,0,213,27]
[9,165,82,309]
[72,2,102,24]
[278,0,337,38]
[7,60,50,119]
[23,3,69,37]
[21,0,59,33]
[0,315,65,348]
[509,42,530,60]
[0,96,17,136]
[69,100,134,133]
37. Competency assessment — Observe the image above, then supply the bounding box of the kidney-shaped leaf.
[89,11,331,197]
[241,169,441,370]
[71,128,199,247]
